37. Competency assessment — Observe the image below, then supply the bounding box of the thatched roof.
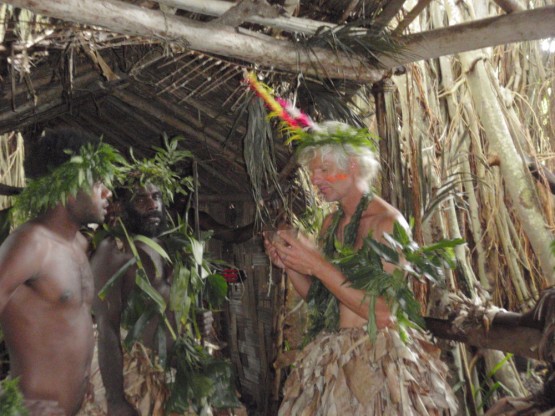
[0,0,554,197]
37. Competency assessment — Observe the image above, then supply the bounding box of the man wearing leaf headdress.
[0,127,116,416]
[90,140,239,415]
[265,122,458,415]
[91,182,169,416]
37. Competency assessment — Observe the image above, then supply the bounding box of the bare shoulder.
[0,221,49,257]
[0,222,50,289]
[94,236,120,253]
[92,236,130,263]
[364,197,409,240]
[90,236,134,280]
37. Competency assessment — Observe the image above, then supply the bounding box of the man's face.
[69,181,112,225]
[126,184,165,237]
[308,153,353,203]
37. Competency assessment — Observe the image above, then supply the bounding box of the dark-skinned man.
[91,183,171,416]
[91,181,246,416]
[0,128,114,416]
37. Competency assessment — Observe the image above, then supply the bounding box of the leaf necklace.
[304,192,373,341]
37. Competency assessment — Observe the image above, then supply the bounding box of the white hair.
[297,121,380,184]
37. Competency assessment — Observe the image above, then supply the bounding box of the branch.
[525,156,555,195]
[155,0,334,34]
[426,287,555,362]
[392,0,433,36]
[374,0,406,27]
[4,0,384,83]
[424,313,544,360]
[492,0,525,13]
[4,0,555,82]
[209,0,281,28]
[387,6,555,67]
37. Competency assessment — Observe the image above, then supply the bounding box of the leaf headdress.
[117,134,193,204]
[12,141,126,222]
[245,71,379,154]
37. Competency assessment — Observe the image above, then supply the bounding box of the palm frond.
[243,93,287,226]
[297,79,368,125]
[302,18,403,68]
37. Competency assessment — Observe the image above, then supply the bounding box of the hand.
[24,399,66,416]
[263,232,286,269]
[107,398,140,416]
[274,230,326,277]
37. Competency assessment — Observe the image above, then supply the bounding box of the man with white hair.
[265,122,458,415]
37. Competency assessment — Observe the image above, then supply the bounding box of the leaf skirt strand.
[279,327,458,416]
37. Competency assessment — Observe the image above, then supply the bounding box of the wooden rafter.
[3,0,555,82]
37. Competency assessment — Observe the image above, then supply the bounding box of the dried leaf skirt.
[78,343,170,416]
[279,326,457,416]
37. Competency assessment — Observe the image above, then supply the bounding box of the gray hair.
[296,121,380,184]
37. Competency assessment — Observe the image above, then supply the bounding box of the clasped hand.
[264,230,325,277]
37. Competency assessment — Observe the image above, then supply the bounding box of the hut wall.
[201,199,282,415]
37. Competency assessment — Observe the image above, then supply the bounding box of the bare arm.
[276,214,401,328]
[0,226,43,314]
[91,238,139,416]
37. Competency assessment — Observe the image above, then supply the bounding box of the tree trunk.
[458,39,555,286]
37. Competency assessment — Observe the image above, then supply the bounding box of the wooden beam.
[0,183,22,196]
[382,5,555,67]
[155,0,334,34]
[4,0,555,82]
[425,313,544,360]
[4,0,384,83]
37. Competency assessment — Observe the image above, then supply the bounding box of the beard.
[126,208,166,237]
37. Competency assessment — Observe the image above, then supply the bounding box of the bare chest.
[126,242,172,300]
[25,242,94,306]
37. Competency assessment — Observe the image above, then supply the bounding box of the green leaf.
[98,257,137,300]
[203,360,241,409]
[204,274,228,309]
[487,353,513,379]
[189,237,205,266]
[155,325,167,367]
[124,307,156,349]
[134,235,172,263]
[0,378,28,416]
[135,270,167,313]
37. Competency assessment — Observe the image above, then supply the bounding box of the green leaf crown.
[289,122,380,155]
[12,141,125,222]
[118,134,193,204]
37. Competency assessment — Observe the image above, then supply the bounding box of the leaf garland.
[334,223,464,341]
[305,201,464,343]
[12,141,126,223]
[119,133,193,205]
[289,123,380,154]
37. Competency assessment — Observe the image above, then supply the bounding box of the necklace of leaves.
[305,192,372,341]
[304,193,463,342]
